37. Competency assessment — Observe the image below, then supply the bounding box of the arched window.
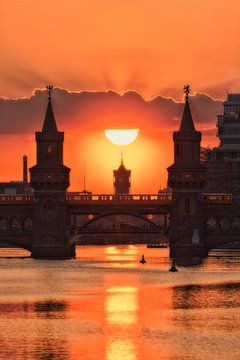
[46,145,52,158]
[43,199,56,212]
[10,217,21,229]
[185,198,190,214]
[23,217,33,231]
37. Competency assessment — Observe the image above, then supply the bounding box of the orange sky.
[1,0,240,99]
[0,1,240,192]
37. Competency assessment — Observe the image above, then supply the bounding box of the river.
[0,245,239,360]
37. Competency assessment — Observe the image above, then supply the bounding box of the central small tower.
[29,86,74,259]
[113,154,131,194]
[167,86,207,258]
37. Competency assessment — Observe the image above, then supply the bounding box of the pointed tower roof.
[42,86,58,134]
[114,152,131,173]
[117,152,127,171]
[179,85,195,132]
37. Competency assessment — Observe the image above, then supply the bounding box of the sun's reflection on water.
[106,339,136,360]
[104,246,137,265]
[106,286,138,326]
[104,275,139,360]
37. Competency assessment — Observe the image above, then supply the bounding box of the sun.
[105,129,139,145]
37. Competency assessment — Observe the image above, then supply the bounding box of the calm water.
[0,245,239,360]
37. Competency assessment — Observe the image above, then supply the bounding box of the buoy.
[140,254,146,264]
[169,261,178,272]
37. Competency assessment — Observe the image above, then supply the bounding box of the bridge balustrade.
[0,193,232,206]
[0,195,34,204]
[203,193,232,205]
[65,193,172,204]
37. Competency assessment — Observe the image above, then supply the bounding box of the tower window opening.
[43,199,56,212]
[47,145,52,154]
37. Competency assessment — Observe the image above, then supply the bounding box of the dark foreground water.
[0,245,239,360]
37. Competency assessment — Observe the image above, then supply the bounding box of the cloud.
[0,88,222,140]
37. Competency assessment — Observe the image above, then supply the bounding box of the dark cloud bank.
[0,88,222,137]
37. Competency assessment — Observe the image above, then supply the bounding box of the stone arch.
[23,217,33,231]
[219,217,230,232]
[10,217,21,230]
[0,217,8,230]
[206,217,217,232]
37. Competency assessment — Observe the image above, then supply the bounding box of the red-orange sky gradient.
[0,1,240,192]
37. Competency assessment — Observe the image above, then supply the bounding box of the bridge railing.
[0,193,232,205]
[203,193,232,205]
[65,193,172,204]
[0,195,34,204]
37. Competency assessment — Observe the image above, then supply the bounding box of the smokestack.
[23,155,28,183]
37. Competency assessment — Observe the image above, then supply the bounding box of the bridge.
[0,192,235,250]
[0,86,238,259]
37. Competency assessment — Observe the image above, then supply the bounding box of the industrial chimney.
[23,155,28,183]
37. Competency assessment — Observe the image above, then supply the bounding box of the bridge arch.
[77,212,162,232]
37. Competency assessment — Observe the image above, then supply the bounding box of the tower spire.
[179,85,195,132]
[121,151,123,165]
[42,85,58,134]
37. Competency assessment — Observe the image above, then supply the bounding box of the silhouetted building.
[29,86,73,259]
[0,155,31,194]
[168,86,207,257]
[23,155,28,183]
[113,155,131,194]
[206,94,240,201]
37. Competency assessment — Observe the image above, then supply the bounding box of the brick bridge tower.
[30,86,74,259]
[167,86,207,258]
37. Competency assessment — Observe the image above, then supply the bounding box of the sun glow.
[105,129,139,146]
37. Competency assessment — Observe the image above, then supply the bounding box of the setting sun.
[105,129,139,146]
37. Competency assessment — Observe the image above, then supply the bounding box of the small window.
[43,199,56,212]
[47,145,52,153]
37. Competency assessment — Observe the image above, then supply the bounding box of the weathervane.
[183,85,190,100]
[46,85,53,100]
